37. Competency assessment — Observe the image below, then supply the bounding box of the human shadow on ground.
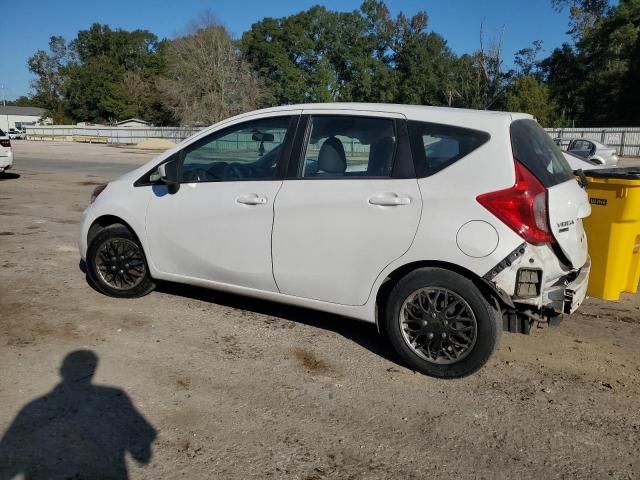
[0,350,157,479]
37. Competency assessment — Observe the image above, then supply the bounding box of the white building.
[115,118,151,127]
[0,106,48,131]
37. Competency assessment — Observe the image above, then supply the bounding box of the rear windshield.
[510,119,574,187]
[0,129,5,136]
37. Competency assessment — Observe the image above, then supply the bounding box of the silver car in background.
[562,150,606,172]
[565,138,619,166]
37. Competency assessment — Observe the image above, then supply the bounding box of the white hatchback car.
[80,104,591,377]
[0,129,13,173]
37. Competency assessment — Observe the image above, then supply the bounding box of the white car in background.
[79,104,591,378]
[7,128,24,140]
[0,129,13,173]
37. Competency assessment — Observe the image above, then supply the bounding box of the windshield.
[510,119,574,187]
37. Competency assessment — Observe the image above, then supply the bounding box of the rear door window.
[408,121,490,177]
[300,115,397,178]
[510,119,574,187]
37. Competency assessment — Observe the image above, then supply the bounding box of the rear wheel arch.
[374,260,508,332]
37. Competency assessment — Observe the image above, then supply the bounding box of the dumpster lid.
[585,167,640,180]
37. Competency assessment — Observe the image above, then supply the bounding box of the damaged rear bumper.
[558,256,590,314]
[487,243,590,333]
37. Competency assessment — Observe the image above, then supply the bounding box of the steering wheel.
[183,168,210,182]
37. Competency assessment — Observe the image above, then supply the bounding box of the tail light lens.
[477,161,553,244]
[0,139,10,148]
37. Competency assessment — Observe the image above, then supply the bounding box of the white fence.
[24,125,203,144]
[545,127,640,157]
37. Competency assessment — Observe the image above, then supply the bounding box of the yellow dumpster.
[583,167,640,300]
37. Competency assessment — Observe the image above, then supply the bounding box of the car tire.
[86,224,155,298]
[384,267,501,378]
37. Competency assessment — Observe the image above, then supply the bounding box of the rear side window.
[510,119,574,187]
[301,115,397,178]
[408,121,490,177]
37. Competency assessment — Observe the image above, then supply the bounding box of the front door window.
[181,116,292,182]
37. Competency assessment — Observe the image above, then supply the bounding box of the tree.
[6,96,38,107]
[543,0,640,125]
[390,12,459,106]
[475,24,513,109]
[241,2,457,106]
[514,40,544,77]
[539,43,584,123]
[27,24,171,124]
[575,0,640,124]
[27,36,72,122]
[241,5,388,105]
[551,0,610,39]
[505,75,560,126]
[159,18,264,125]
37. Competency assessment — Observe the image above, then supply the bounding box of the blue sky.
[0,0,574,100]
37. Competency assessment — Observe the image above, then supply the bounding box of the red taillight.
[476,161,553,244]
[0,139,10,148]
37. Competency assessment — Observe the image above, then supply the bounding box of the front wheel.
[86,225,155,298]
[384,268,500,378]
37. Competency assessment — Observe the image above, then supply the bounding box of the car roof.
[221,103,533,133]
[254,102,530,119]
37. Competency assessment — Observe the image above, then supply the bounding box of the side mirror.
[157,159,180,194]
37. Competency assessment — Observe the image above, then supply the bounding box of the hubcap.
[399,287,477,364]
[95,238,146,290]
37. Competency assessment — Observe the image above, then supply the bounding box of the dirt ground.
[1,141,640,479]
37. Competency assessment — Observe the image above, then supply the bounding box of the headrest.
[318,137,346,174]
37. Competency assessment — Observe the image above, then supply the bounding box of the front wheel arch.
[88,215,143,250]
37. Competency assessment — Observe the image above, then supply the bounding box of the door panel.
[272,179,420,305]
[144,114,297,291]
[146,181,281,291]
[272,112,420,306]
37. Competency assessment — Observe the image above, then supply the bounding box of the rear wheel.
[384,267,500,378]
[86,225,155,298]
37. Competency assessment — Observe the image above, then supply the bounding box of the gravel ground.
[0,141,639,479]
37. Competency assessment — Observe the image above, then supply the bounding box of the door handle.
[236,194,267,205]
[368,193,411,206]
